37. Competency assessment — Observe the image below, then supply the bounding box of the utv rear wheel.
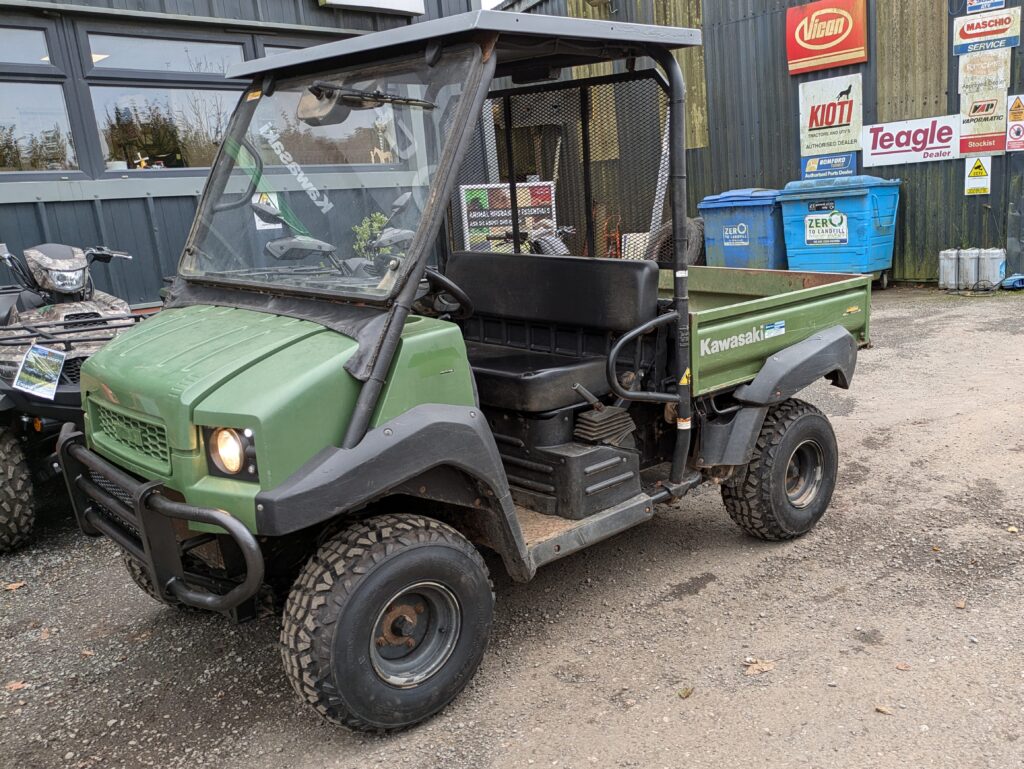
[722,399,838,541]
[281,514,493,732]
[0,427,35,552]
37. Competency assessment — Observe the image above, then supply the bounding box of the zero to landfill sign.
[460,182,556,252]
[960,89,1008,155]
[1007,94,1024,151]
[953,8,1020,55]
[805,210,849,245]
[785,0,868,75]
[861,115,960,167]
[964,156,992,195]
[958,47,1011,94]
[13,344,66,401]
[799,74,863,156]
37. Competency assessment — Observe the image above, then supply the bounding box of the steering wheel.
[424,267,474,320]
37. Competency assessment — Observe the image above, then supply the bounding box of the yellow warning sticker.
[246,90,262,101]
[968,159,988,178]
[1010,96,1024,122]
[679,368,691,386]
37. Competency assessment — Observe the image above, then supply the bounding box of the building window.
[87,34,244,74]
[0,84,78,172]
[264,45,300,57]
[0,26,48,65]
[91,86,238,170]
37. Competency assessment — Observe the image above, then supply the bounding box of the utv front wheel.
[0,427,35,552]
[722,399,838,540]
[281,514,493,732]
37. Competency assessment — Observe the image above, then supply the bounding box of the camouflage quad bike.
[0,242,139,551]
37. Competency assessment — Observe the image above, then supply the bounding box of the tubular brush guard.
[56,423,265,612]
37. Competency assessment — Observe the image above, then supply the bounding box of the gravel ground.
[2,288,1023,769]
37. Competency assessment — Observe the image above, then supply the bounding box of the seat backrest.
[445,251,659,333]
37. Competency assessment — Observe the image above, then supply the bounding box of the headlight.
[207,427,258,479]
[49,268,86,292]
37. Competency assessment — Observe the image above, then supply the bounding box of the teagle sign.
[953,7,1021,55]
[799,74,863,156]
[786,0,868,75]
[861,116,961,167]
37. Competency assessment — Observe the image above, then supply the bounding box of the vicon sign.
[787,0,868,75]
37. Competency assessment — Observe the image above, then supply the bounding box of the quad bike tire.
[645,217,706,266]
[722,399,838,541]
[0,427,35,552]
[281,514,494,732]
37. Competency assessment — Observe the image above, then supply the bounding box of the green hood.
[81,305,358,453]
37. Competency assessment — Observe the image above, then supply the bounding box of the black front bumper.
[57,424,265,613]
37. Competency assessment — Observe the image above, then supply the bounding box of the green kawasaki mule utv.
[58,12,870,731]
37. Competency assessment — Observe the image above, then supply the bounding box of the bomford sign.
[861,115,960,167]
[953,8,1021,55]
[786,0,868,75]
[799,74,862,156]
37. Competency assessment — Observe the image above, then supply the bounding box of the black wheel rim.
[785,439,824,509]
[369,581,461,688]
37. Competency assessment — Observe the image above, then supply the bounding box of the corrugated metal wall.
[0,0,474,304]
[513,0,1024,281]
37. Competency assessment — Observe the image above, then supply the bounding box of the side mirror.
[265,236,335,261]
[390,192,412,216]
[251,199,284,225]
[297,90,352,127]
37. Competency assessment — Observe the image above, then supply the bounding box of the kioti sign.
[786,0,868,75]
[799,74,863,155]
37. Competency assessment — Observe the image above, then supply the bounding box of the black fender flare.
[733,325,857,406]
[697,326,856,468]
[254,404,532,582]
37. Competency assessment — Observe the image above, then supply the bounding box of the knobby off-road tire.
[121,552,201,612]
[722,399,838,541]
[281,514,494,732]
[0,427,35,552]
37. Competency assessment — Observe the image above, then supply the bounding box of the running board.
[519,493,656,571]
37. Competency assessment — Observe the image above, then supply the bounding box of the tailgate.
[690,275,870,396]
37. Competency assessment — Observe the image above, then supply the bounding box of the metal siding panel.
[876,0,947,123]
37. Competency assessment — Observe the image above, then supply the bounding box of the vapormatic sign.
[786,0,868,75]
[953,7,1020,55]
[799,74,862,155]
[960,90,1007,155]
[801,152,857,179]
[861,115,960,167]
[805,210,849,245]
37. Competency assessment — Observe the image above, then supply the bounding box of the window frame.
[72,19,255,179]
[0,16,90,180]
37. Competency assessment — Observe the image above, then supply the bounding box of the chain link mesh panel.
[447,72,672,263]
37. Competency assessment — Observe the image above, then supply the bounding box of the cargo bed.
[662,266,871,396]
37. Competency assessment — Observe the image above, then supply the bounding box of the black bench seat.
[445,250,660,413]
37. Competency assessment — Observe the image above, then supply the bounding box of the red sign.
[786,0,868,75]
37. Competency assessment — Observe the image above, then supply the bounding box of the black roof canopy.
[228,10,701,80]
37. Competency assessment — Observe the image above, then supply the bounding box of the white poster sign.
[861,115,960,167]
[799,74,863,156]
[964,156,992,195]
[1007,94,1024,151]
[958,48,1011,93]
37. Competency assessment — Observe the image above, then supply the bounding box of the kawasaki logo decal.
[700,321,786,357]
[258,123,334,215]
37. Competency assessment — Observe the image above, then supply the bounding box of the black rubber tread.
[721,398,837,541]
[281,513,493,732]
[121,551,202,612]
[0,427,35,553]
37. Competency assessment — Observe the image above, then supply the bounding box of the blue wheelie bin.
[777,176,900,285]
[698,188,788,270]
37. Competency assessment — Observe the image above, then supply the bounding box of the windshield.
[180,45,479,301]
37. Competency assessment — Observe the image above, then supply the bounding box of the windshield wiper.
[308,82,435,110]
